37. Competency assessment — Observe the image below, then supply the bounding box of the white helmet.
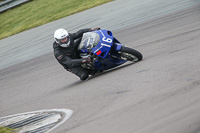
[54,28,70,47]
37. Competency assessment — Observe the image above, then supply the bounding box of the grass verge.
[0,127,15,133]
[0,0,112,39]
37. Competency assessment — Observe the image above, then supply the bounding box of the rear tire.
[120,46,143,62]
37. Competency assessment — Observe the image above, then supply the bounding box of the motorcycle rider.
[53,27,100,80]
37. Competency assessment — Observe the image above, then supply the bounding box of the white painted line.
[46,109,73,133]
[0,114,36,126]
[19,114,61,133]
[0,109,73,133]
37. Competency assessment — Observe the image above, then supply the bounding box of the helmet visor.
[57,36,70,47]
[60,36,69,43]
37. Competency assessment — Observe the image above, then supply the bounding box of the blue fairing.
[79,29,127,71]
[92,30,113,58]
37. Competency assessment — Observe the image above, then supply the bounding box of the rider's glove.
[81,56,93,69]
[90,27,100,31]
[82,56,91,64]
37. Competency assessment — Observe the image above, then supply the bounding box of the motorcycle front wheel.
[119,46,143,62]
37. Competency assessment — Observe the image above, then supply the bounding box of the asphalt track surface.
[1,0,200,133]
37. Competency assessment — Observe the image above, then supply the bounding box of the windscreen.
[79,32,100,50]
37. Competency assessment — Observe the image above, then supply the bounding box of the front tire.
[119,46,143,62]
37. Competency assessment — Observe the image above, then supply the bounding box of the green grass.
[0,127,15,133]
[0,0,112,39]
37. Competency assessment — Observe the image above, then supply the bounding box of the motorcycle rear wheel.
[119,46,143,62]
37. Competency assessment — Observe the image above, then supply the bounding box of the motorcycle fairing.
[92,30,113,58]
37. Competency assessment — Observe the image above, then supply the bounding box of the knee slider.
[80,73,89,80]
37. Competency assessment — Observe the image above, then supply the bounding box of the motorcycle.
[78,29,143,73]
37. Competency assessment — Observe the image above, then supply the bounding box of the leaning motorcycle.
[78,29,143,72]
